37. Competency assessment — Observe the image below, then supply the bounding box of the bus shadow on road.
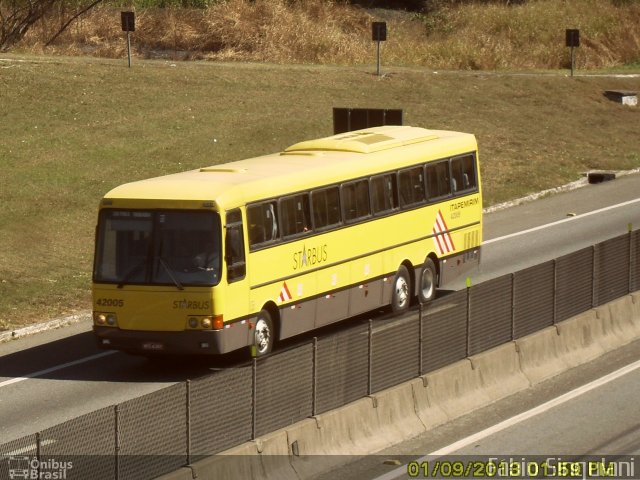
[0,331,250,384]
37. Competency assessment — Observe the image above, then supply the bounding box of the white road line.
[375,358,640,480]
[0,351,116,389]
[484,197,640,245]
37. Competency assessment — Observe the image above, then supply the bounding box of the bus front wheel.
[391,265,411,314]
[253,310,274,356]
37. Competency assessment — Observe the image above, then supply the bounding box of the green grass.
[0,54,639,329]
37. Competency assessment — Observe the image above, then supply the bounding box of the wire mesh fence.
[1,229,638,479]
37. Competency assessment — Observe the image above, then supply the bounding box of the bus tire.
[391,265,411,314]
[253,309,274,356]
[418,257,437,304]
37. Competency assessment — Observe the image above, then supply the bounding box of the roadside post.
[121,11,135,68]
[566,29,580,77]
[372,22,387,77]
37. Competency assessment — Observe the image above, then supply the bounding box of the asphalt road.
[1,172,639,447]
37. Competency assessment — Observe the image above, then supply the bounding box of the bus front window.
[93,210,222,287]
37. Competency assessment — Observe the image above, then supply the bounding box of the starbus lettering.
[293,244,328,270]
[172,300,210,310]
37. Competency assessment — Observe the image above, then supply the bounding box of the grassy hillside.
[15,0,640,69]
[0,55,638,330]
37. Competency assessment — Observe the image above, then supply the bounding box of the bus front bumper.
[93,325,251,356]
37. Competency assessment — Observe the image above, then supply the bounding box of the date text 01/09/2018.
[406,458,633,478]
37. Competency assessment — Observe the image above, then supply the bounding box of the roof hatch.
[284,126,438,154]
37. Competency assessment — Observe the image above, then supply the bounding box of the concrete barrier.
[158,430,297,480]
[515,325,569,385]
[409,377,449,430]
[282,397,381,480]
[369,381,427,444]
[286,382,428,478]
[422,358,492,419]
[631,292,640,336]
[288,397,385,457]
[555,310,606,368]
[583,305,617,353]
[469,341,531,401]
[287,382,426,456]
[600,293,640,346]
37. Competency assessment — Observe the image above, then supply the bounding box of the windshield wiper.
[117,262,147,289]
[157,256,184,291]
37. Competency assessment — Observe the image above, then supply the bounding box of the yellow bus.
[92,126,482,357]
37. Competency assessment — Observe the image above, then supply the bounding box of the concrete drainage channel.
[158,292,640,480]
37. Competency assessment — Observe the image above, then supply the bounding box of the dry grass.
[393,0,640,70]
[24,0,373,63]
[14,0,640,69]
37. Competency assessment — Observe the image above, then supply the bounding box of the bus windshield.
[93,210,221,287]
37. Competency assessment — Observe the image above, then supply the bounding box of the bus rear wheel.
[253,310,274,356]
[419,257,437,304]
[391,265,411,314]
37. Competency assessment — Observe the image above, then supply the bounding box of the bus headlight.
[94,312,117,327]
[186,316,215,330]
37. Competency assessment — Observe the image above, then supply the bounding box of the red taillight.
[212,315,224,330]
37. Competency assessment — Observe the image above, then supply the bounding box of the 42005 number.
[96,298,124,307]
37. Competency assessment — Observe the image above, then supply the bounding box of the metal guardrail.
[1,229,638,480]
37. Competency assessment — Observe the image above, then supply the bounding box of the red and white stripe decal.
[279,281,293,303]
[432,210,455,255]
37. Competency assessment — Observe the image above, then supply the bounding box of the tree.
[0,0,104,51]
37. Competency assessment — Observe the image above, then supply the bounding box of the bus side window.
[226,209,246,282]
[247,201,279,248]
[426,161,451,200]
[312,186,341,231]
[398,166,426,208]
[371,173,398,215]
[280,193,311,238]
[342,179,371,223]
[451,154,477,193]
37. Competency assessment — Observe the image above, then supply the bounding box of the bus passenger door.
[222,209,251,348]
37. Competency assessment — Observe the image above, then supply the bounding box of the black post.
[114,405,120,480]
[372,22,387,77]
[510,273,516,341]
[367,319,373,395]
[251,358,257,440]
[186,380,191,465]
[466,278,472,357]
[629,223,634,293]
[552,258,558,324]
[312,337,318,416]
[592,244,598,308]
[121,11,135,68]
[126,31,132,69]
[566,29,580,77]
[35,432,41,478]
[418,304,424,376]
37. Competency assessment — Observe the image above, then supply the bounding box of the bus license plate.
[142,342,164,351]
